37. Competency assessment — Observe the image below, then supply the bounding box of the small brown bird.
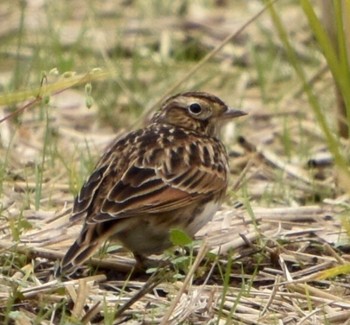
[57,91,246,276]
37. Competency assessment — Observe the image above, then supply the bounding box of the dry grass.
[0,0,349,324]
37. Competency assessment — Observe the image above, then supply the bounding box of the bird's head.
[152,91,247,136]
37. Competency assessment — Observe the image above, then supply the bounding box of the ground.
[0,1,349,324]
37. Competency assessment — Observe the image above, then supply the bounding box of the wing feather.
[71,125,229,224]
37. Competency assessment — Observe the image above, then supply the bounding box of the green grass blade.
[300,0,350,130]
[267,1,347,172]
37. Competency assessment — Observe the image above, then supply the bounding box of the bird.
[57,91,246,276]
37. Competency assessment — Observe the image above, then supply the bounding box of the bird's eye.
[188,103,202,115]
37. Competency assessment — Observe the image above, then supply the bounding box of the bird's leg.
[134,253,170,271]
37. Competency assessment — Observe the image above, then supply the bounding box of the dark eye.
[188,103,202,115]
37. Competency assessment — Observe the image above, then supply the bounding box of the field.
[0,1,349,324]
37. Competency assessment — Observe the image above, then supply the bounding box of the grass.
[0,0,350,324]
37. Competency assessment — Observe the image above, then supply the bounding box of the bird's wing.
[71,126,229,223]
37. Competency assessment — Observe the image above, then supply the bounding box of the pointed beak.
[221,107,247,119]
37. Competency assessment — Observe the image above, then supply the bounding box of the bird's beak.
[222,107,247,119]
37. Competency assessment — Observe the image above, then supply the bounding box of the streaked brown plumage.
[57,91,246,276]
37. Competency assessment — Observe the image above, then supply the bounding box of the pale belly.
[185,201,220,236]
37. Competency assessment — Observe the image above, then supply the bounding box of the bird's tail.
[55,224,105,277]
